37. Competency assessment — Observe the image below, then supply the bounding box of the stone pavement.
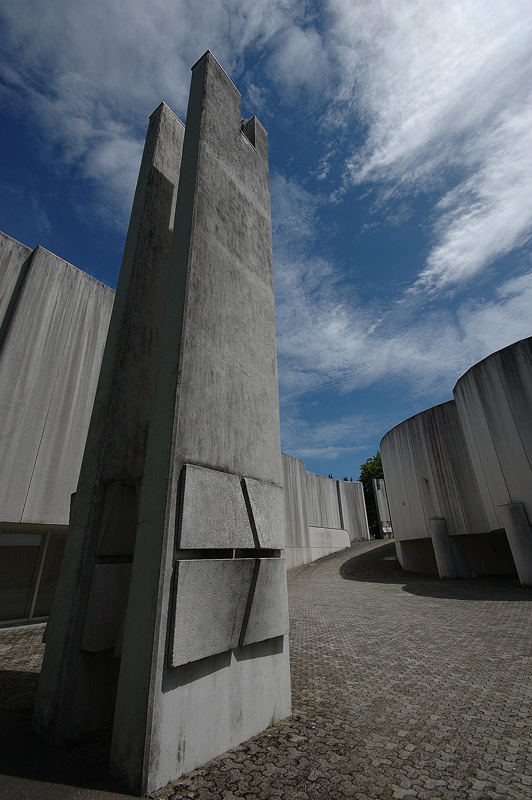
[1,540,531,799]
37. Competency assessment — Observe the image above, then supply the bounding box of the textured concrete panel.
[81,563,132,652]
[282,454,311,569]
[0,232,32,333]
[373,478,393,536]
[243,477,285,549]
[305,471,342,529]
[0,246,113,525]
[179,464,254,549]
[23,267,113,524]
[382,336,532,580]
[455,338,532,531]
[497,503,532,585]
[111,54,290,794]
[170,559,254,667]
[429,518,470,579]
[241,558,289,646]
[34,103,184,746]
[381,401,488,547]
[337,480,370,542]
[308,526,350,560]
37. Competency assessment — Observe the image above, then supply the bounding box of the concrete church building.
[0,53,370,794]
[381,337,532,586]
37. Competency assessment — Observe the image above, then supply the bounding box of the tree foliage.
[359,451,384,538]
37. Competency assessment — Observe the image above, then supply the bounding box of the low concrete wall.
[381,336,532,583]
[283,454,369,569]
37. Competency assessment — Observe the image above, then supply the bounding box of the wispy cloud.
[281,411,384,462]
[328,0,532,293]
[0,0,305,224]
[272,168,532,408]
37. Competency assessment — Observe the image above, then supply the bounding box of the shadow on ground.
[0,672,129,797]
[340,541,530,601]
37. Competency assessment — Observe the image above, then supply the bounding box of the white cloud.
[327,0,532,292]
[267,24,332,95]
[273,172,532,405]
[281,411,383,462]
[0,0,305,224]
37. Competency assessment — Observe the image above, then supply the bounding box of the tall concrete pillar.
[33,103,185,742]
[34,51,290,795]
[498,503,532,585]
[110,51,290,794]
[429,518,470,579]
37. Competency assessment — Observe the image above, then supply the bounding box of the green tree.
[359,451,384,539]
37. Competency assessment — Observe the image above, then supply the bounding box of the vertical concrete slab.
[497,503,532,585]
[0,232,32,342]
[282,453,311,568]
[0,247,112,524]
[373,478,393,537]
[110,53,290,794]
[34,103,184,743]
[305,471,342,529]
[429,518,470,579]
[22,271,113,523]
[337,480,370,542]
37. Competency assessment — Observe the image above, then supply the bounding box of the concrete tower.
[34,52,291,795]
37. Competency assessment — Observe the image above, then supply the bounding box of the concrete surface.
[373,477,393,536]
[282,455,312,569]
[34,101,184,749]
[0,232,32,341]
[381,336,532,585]
[337,479,371,542]
[455,337,532,534]
[109,52,290,793]
[1,540,530,800]
[179,465,255,549]
[381,401,488,546]
[283,454,369,569]
[0,239,113,526]
[170,559,254,666]
[497,503,532,586]
[241,558,289,646]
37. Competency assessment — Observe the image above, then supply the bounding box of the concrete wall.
[454,338,532,531]
[373,478,393,537]
[381,336,532,583]
[283,453,369,569]
[381,401,488,544]
[338,479,371,543]
[0,233,114,527]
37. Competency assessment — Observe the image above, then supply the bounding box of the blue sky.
[1,1,532,480]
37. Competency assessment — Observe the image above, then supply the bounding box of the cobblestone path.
[1,540,531,800]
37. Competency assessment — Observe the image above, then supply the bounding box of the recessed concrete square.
[241,558,289,646]
[179,464,255,549]
[243,477,285,549]
[170,558,254,667]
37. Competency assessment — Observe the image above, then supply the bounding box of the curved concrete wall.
[454,338,532,531]
[381,336,532,584]
[381,400,488,543]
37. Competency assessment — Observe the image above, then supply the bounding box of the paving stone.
[0,540,531,799]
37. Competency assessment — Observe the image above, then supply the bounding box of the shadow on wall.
[339,542,529,602]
